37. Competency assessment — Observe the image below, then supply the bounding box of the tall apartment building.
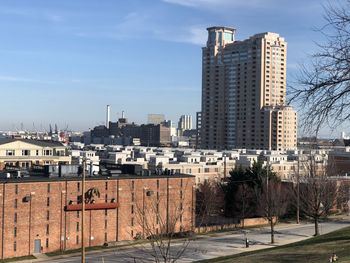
[201,26,297,151]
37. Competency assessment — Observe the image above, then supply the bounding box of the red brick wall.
[0,175,195,259]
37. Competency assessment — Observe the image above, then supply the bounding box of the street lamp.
[81,158,86,263]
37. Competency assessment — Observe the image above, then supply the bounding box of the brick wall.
[0,175,195,259]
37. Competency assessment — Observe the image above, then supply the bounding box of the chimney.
[122,110,125,119]
[106,105,110,129]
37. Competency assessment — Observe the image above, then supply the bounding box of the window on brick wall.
[46,238,49,248]
[105,182,108,190]
[76,222,79,232]
[14,213,17,223]
[14,199,17,209]
[47,197,50,207]
[47,184,50,193]
[15,185,18,195]
[13,242,16,252]
[46,225,49,235]
[46,211,50,221]
[14,227,17,237]
[76,235,79,244]
[77,182,80,192]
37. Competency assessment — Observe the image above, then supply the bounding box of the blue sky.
[0,0,338,136]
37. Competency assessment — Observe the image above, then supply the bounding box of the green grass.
[196,226,350,263]
[0,255,36,262]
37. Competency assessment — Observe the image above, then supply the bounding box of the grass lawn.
[0,255,36,262]
[196,226,350,263]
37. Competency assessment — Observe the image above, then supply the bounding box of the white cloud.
[46,14,64,23]
[0,75,47,83]
[155,25,207,45]
[162,0,266,8]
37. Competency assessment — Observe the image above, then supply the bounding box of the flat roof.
[207,26,236,31]
[0,173,195,184]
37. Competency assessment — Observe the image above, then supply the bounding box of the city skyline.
[0,0,343,137]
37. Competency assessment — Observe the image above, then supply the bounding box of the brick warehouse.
[0,174,195,259]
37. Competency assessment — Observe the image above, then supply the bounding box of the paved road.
[28,219,350,263]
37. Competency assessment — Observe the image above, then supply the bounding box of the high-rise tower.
[201,27,297,151]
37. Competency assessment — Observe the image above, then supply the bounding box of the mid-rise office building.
[147,114,165,125]
[201,26,297,151]
[178,115,192,131]
[0,172,194,259]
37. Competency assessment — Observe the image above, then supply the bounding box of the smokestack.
[106,105,110,129]
[122,110,125,119]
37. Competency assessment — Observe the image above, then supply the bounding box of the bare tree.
[298,158,338,236]
[290,0,350,134]
[196,180,224,227]
[123,180,194,263]
[336,182,350,214]
[257,178,288,244]
[236,183,256,229]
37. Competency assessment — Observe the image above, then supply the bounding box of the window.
[104,220,107,229]
[131,193,135,202]
[47,184,50,193]
[14,242,16,252]
[6,150,15,156]
[105,182,108,190]
[157,180,159,189]
[105,194,108,203]
[14,213,17,223]
[131,217,134,227]
[46,225,49,235]
[105,209,108,216]
[22,150,30,156]
[77,183,80,192]
[77,211,80,218]
[47,197,50,207]
[47,211,50,221]
[15,185,18,195]
[104,232,108,242]
[14,199,17,209]
[76,222,79,232]
[14,227,17,237]
[76,235,79,244]
[131,205,134,214]
[131,181,135,190]
[46,238,49,248]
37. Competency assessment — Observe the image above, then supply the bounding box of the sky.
[0,0,340,137]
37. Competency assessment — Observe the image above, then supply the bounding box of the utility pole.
[81,159,86,263]
[223,153,227,179]
[296,157,300,224]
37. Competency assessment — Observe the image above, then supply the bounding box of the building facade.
[201,26,297,151]
[0,139,71,171]
[0,174,195,259]
[178,115,193,135]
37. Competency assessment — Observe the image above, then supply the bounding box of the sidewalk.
[19,216,350,263]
